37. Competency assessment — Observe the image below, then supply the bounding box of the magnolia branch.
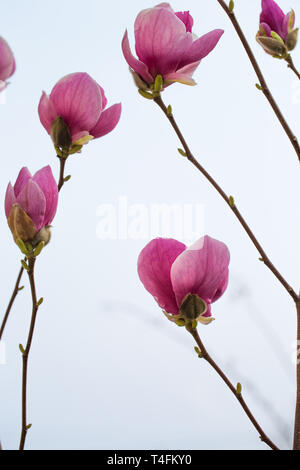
[19,258,40,450]
[153,94,298,303]
[188,327,279,450]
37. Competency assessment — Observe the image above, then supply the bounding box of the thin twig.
[216,0,300,163]
[19,258,40,451]
[153,94,298,302]
[57,156,67,192]
[188,327,279,450]
[0,264,24,341]
[286,55,300,81]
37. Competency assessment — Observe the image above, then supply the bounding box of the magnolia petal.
[38,92,58,135]
[179,29,224,69]
[33,166,58,226]
[175,11,194,33]
[171,235,230,308]
[138,238,186,315]
[4,183,17,219]
[164,60,200,85]
[0,37,15,82]
[16,179,46,231]
[134,6,193,77]
[50,72,102,137]
[14,167,32,197]
[90,103,122,139]
[121,30,153,84]
[260,0,285,38]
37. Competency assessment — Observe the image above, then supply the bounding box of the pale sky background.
[0,0,299,450]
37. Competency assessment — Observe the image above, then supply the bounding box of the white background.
[0,0,299,450]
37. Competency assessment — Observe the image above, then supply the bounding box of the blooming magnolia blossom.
[257,0,298,56]
[122,3,224,88]
[5,166,58,242]
[38,72,121,152]
[0,37,16,91]
[138,236,230,325]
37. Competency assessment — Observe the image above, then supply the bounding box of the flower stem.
[0,264,25,341]
[188,327,279,450]
[153,94,297,302]
[57,155,67,192]
[19,257,40,450]
[216,0,300,163]
[286,55,300,81]
[293,298,300,449]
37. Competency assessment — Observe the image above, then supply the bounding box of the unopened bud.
[50,117,72,150]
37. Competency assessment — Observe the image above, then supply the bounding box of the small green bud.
[25,424,32,430]
[255,83,263,90]
[16,238,28,256]
[229,196,235,207]
[229,0,234,12]
[21,260,29,271]
[37,298,44,307]
[63,175,72,182]
[33,241,45,257]
[167,104,172,116]
[154,74,163,93]
[138,89,153,100]
[19,344,25,354]
[18,286,24,291]
[236,382,242,395]
[178,148,187,157]
[194,346,203,358]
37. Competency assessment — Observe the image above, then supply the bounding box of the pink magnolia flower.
[5,166,58,243]
[0,37,16,91]
[122,3,224,88]
[138,235,230,325]
[257,0,298,56]
[38,72,122,152]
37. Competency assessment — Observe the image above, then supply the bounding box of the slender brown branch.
[19,257,40,451]
[216,0,300,163]
[188,327,279,450]
[293,298,300,449]
[0,264,24,341]
[286,55,300,81]
[57,156,67,192]
[153,95,298,302]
